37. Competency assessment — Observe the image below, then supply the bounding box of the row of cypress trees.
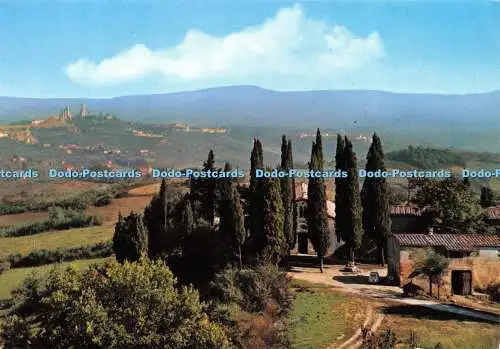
[113,130,391,273]
[307,130,391,268]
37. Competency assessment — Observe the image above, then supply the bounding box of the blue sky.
[0,0,499,98]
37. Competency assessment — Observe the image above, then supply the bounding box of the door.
[451,270,472,295]
[462,271,472,295]
[298,234,308,254]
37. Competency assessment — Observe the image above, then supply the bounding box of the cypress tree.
[218,162,246,269]
[113,211,148,263]
[288,140,298,244]
[249,139,264,245]
[250,172,285,265]
[250,139,264,194]
[342,137,363,266]
[188,150,217,225]
[191,150,217,225]
[181,200,195,237]
[307,131,330,272]
[280,135,296,261]
[480,186,495,208]
[335,134,346,243]
[144,179,169,259]
[315,128,324,166]
[361,133,391,265]
[262,175,286,264]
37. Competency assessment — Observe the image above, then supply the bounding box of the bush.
[208,265,293,349]
[0,203,27,215]
[403,281,424,297]
[6,242,113,268]
[361,328,397,349]
[210,264,294,316]
[95,195,112,207]
[0,261,10,275]
[0,257,230,349]
[483,282,500,303]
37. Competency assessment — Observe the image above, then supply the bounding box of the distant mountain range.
[0,86,499,129]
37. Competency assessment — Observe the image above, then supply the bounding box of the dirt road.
[290,265,500,324]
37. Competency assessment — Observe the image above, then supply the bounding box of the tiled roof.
[486,206,500,219]
[393,233,500,251]
[391,205,422,216]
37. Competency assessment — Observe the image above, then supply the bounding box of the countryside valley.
[0,100,499,348]
[1,1,500,347]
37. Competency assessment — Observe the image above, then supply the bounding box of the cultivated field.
[0,226,114,259]
[85,196,154,226]
[0,257,111,300]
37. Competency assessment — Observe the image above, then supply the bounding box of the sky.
[0,0,499,98]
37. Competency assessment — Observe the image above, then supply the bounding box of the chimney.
[428,226,434,235]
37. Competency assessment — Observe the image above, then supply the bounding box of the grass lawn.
[0,257,112,300]
[287,281,349,349]
[380,304,500,349]
[0,225,113,259]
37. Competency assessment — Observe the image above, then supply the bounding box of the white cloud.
[65,4,384,86]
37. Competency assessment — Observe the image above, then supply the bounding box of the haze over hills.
[0,86,499,129]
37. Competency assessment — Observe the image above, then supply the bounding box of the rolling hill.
[0,86,498,129]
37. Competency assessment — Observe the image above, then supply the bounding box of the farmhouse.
[486,206,500,232]
[390,205,426,233]
[294,182,339,254]
[387,232,500,296]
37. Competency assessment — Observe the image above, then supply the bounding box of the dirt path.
[290,265,500,324]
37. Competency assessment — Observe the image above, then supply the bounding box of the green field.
[0,225,113,259]
[288,282,348,349]
[0,257,111,300]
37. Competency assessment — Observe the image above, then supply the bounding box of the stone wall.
[398,248,485,296]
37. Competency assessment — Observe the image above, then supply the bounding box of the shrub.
[403,281,424,297]
[0,257,230,349]
[0,203,27,215]
[95,195,112,207]
[361,328,397,349]
[0,261,10,275]
[210,264,294,316]
[483,282,500,303]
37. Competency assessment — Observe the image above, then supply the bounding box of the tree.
[1,257,230,348]
[411,248,449,297]
[112,211,148,263]
[341,137,364,265]
[289,140,298,246]
[248,139,264,256]
[414,176,486,234]
[280,135,296,263]
[335,134,346,244]
[480,186,496,208]
[250,139,264,195]
[218,163,246,269]
[361,133,392,265]
[307,131,330,273]
[181,199,195,237]
[191,150,217,225]
[143,179,170,259]
[251,174,286,265]
[315,128,324,165]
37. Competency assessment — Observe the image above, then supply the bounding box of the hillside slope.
[1,86,499,129]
